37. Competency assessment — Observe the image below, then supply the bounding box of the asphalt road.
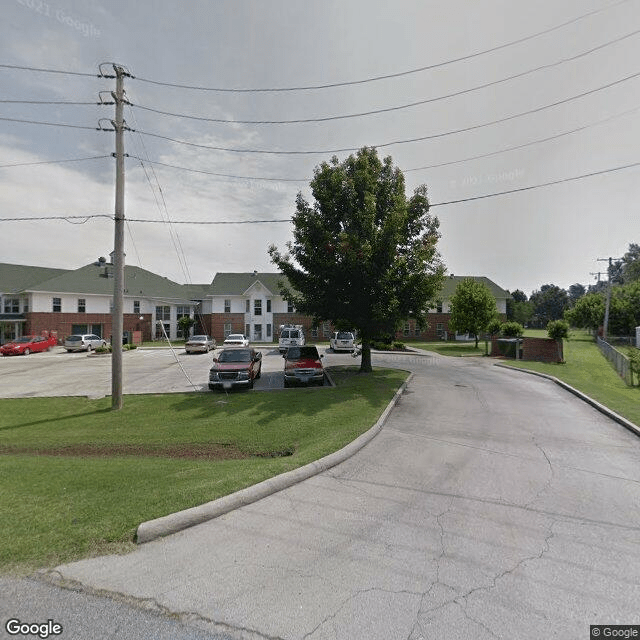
[4,350,638,639]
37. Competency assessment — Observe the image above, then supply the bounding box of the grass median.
[0,366,407,575]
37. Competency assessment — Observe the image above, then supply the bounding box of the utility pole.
[596,257,621,342]
[111,64,129,410]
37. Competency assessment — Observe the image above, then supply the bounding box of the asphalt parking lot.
[0,344,354,399]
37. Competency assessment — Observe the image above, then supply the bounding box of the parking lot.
[0,344,356,398]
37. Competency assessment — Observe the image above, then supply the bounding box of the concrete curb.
[136,372,413,544]
[494,362,640,438]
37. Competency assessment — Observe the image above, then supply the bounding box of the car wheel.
[24,348,30,355]
[87,344,92,352]
[283,379,289,388]
[102,341,106,348]
[256,365,261,380]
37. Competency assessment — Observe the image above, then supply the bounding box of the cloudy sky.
[1,0,638,297]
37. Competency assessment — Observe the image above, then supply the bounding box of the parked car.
[64,334,107,352]
[223,334,250,347]
[278,325,305,353]
[185,335,216,353]
[209,347,262,390]
[1,334,57,356]
[283,345,325,387]
[330,331,356,352]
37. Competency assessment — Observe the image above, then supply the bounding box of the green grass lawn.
[0,366,406,575]
[408,340,487,357]
[500,330,640,427]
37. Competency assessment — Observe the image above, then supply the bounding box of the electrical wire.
[0,100,100,106]
[129,28,640,125]
[134,70,640,155]
[3,159,636,224]
[127,104,640,182]
[131,0,630,93]
[0,63,98,77]
[0,116,103,130]
[0,155,111,168]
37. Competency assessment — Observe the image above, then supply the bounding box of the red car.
[209,347,262,391]
[1,335,58,356]
[283,345,325,387]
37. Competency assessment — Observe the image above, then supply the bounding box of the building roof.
[209,272,289,297]
[0,263,70,294]
[439,275,510,300]
[22,263,192,301]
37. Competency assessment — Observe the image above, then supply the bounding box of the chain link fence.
[597,337,632,385]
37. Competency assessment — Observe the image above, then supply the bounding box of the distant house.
[1,263,509,345]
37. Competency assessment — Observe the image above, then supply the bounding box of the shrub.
[94,345,111,353]
[392,341,405,350]
[486,318,503,336]
[547,320,569,340]
[501,321,524,337]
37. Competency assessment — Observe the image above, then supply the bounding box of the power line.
[429,160,640,207]
[0,116,102,130]
[0,100,100,106]
[0,63,98,78]
[129,29,640,125]
[127,105,640,182]
[4,159,637,224]
[0,155,111,168]
[135,70,640,155]
[131,0,630,93]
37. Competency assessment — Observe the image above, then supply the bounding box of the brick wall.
[209,313,245,342]
[522,337,563,363]
[26,312,153,342]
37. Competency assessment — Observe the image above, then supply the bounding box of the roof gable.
[0,263,70,294]
[439,275,510,300]
[210,272,289,297]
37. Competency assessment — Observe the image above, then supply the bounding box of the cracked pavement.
[9,352,640,639]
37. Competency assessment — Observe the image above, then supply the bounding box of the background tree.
[177,315,195,338]
[448,278,497,347]
[547,319,569,362]
[568,283,586,306]
[529,284,569,328]
[615,243,640,284]
[565,293,604,331]
[506,289,533,326]
[269,147,445,373]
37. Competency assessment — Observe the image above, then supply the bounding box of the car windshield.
[14,337,33,343]
[190,336,208,342]
[226,335,243,341]
[336,332,353,340]
[287,346,319,360]
[66,336,82,342]
[219,349,252,363]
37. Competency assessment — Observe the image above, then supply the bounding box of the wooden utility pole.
[111,65,128,410]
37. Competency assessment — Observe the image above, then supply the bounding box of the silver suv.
[64,334,106,352]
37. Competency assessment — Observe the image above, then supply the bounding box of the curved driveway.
[40,352,640,638]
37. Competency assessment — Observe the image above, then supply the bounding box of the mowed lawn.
[0,367,407,574]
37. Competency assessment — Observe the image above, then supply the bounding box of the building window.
[246,299,250,313]
[245,323,250,336]
[254,324,262,340]
[254,299,262,316]
[22,299,28,313]
[287,301,294,313]
[156,306,171,321]
[436,302,443,313]
[77,298,86,313]
[52,297,61,312]
[266,323,272,338]
[322,321,331,337]
[224,299,231,313]
[4,298,19,313]
[133,300,140,315]
[176,306,190,319]
[415,325,421,336]
[311,327,318,338]
[266,299,271,313]
[224,323,232,337]
[436,323,444,337]
[403,322,410,337]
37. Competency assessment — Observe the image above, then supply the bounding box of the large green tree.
[448,278,497,347]
[529,284,569,328]
[269,147,445,373]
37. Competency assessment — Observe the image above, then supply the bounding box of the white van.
[278,325,305,353]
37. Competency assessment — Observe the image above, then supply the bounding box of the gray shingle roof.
[0,263,69,294]
[209,272,290,296]
[439,275,510,300]
[25,263,192,301]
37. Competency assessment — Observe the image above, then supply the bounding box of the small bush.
[501,321,524,337]
[486,318,503,336]
[547,320,569,341]
[392,341,405,350]
[94,345,112,353]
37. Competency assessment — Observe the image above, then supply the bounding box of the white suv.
[278,325,305,353]
[330,331,356,352]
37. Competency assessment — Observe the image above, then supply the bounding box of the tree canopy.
[269,147,445,372]
[448,278,497,347]
[529,284,569,328]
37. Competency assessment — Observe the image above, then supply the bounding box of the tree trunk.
[359,339,373,373]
